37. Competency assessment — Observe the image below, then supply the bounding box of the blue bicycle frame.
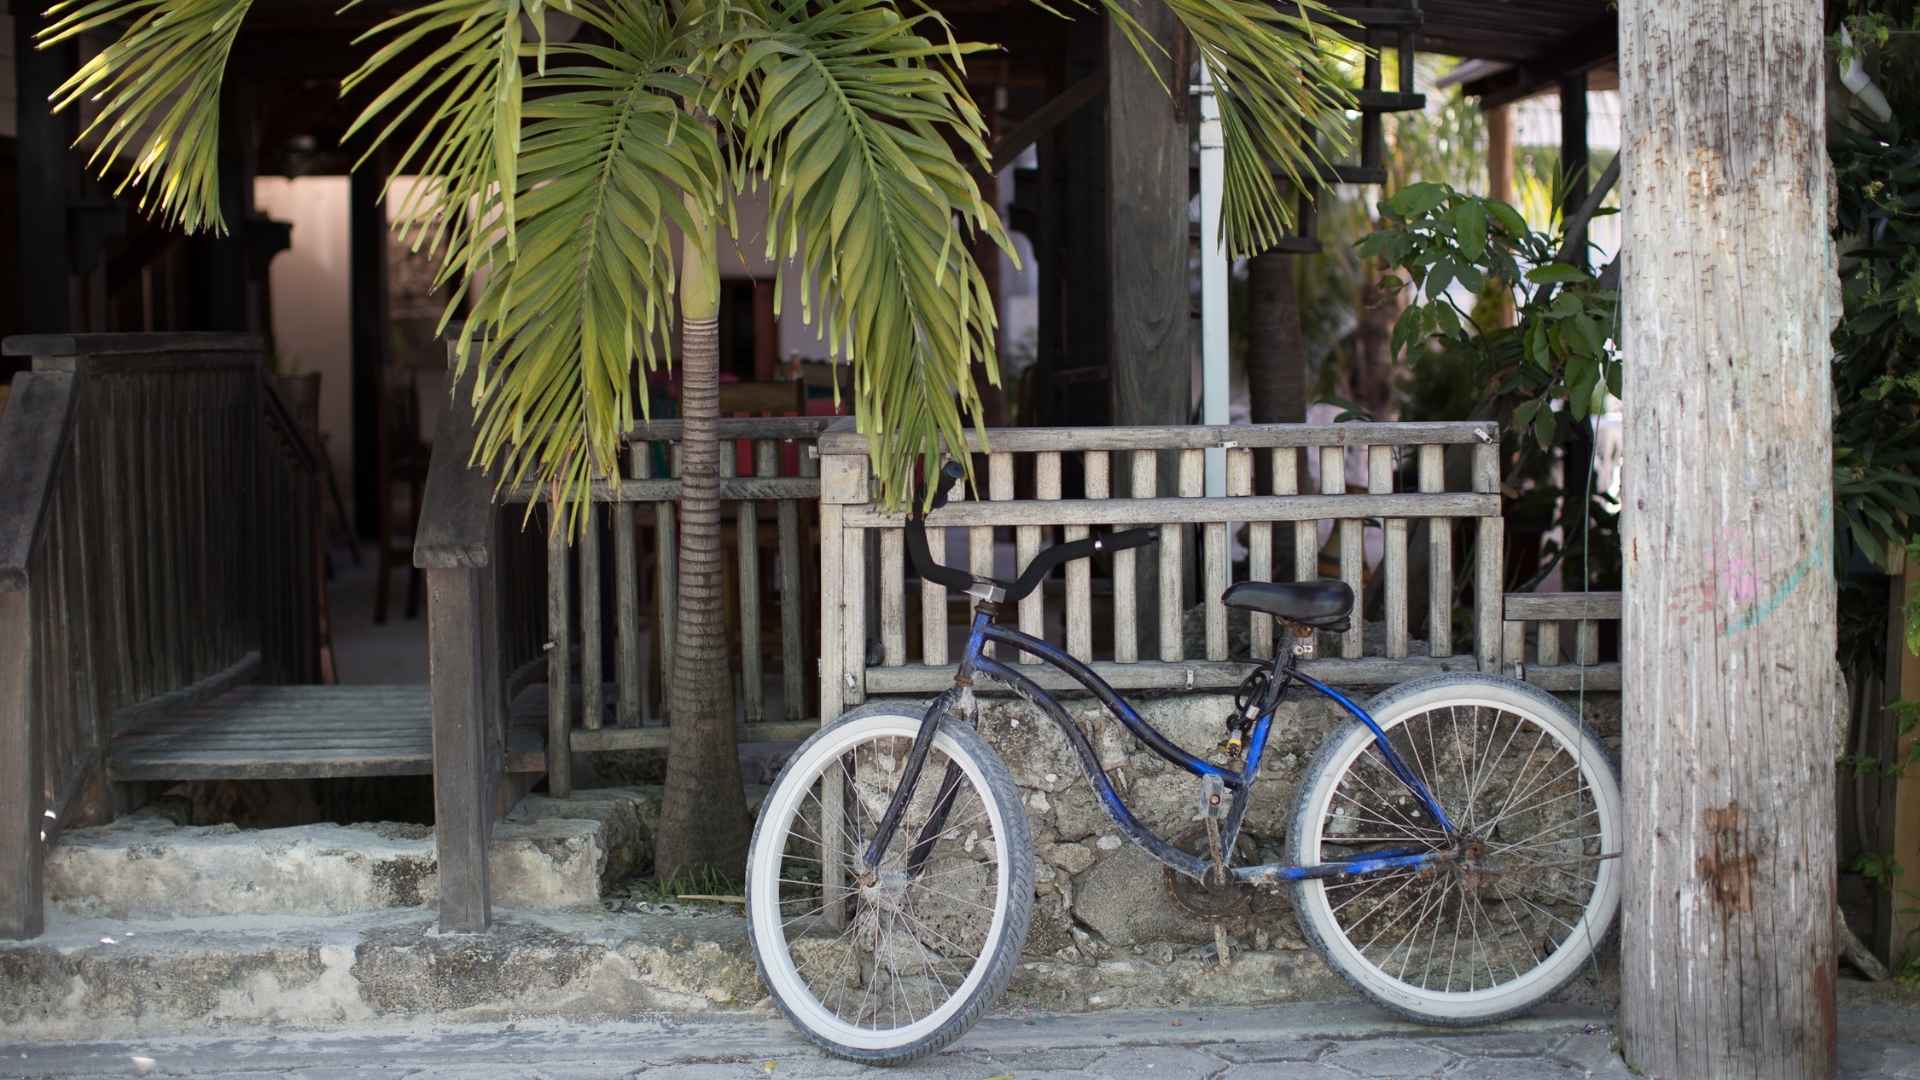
[861,606,1456,886]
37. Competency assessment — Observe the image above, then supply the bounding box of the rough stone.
[0,908,761,1040]
[1010,946,1348,1012]
[1319,1043,1456,1076]
[47,789,662,920]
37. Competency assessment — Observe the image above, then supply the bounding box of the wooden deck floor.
[111,686,546,781]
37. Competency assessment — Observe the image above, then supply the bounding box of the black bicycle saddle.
[1221,580,1354,628]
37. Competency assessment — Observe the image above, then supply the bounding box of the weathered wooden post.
[416,387,502,933]
[1618,1,1838,1076]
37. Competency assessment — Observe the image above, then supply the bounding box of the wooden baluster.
[580,500,603,731]
[1373,446,1408,659]
[880,527,906,668]
[842,510,870,709]
[1577,619,1599,666]
[1339,448,1365,660]
[1117,450,1154,662]
[1161,450,1202,662]
[781,446,811,720]
[1539,618,1562,667]
[546,512,573,797]
[653,446,679,721]
[1419,445,1452,658]
[1503,620,1526,677]
[616,443,644,726]
[920,461,949,667]
[1021,452,1060,662]
[1069,451,1107,661]
[1474,441,1503,673]
[1206,449,1248,661]
[737,442,772,722]
[1315,446,1348,658]
[1246,449,1273,660]
[986,452,1013,659]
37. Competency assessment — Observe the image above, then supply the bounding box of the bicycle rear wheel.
[746,702,1033,1065]
[1288,673,1622,1024]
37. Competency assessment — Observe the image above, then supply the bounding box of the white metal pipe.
[1196,60,1230,497]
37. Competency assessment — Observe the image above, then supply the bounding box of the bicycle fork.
[858,609,995,876]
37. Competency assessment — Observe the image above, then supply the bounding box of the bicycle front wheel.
[1288,673,1622,1024]
[746,702,1033,1065]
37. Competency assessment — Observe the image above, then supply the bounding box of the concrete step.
[0,904,1382,1042]
[47,787,663,920]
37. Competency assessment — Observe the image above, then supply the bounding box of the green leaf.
[1453,200,1488,261]
[734,0,1011,508]
[40,0,257,233]
[1549,292,1584,319]
[1487,199,1529,238]
[1129,0,1356,257]
[1526,262,1591,285]
[1532,401,1557,450]
[1385,181,1448,219]
[1527,318,1551,369]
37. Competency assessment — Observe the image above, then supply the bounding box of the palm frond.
[456,0,724,529]
[342,0,556,287]
[1081,0,1356,257]
[39,0,255,233]
[1170,0,1356,256]
[729,0,1011,507]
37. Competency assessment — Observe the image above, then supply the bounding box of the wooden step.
[110,685,545,781]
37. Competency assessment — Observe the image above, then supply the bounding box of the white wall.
[252,176,355,509]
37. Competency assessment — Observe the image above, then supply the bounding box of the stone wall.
[875,682,1622,985]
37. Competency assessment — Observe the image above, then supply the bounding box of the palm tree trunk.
[654,197,749,881]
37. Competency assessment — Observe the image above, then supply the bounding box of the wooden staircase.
[0,334,547,941]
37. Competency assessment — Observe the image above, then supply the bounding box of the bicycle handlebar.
[907,460,1158,603]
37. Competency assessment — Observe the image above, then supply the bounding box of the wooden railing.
[817,419,1508,719]
[0,333,324,939]
[1502,591,1623,690]
[512,417,832,777]
[414,385,549,932]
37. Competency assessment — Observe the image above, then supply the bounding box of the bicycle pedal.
[1195,773,1228,820]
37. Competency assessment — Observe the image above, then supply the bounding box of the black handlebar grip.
[929,460,965,511]
[1095,528,1160,552]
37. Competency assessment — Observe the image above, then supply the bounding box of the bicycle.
[746,461,1622,1065]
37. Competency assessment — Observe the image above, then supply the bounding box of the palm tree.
[39,0,1355,877]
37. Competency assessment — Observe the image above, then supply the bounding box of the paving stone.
[1546,1031,1633,1077]
[1886,1039,1920,1079]
[961,1046,1108,1071]
[1318,1043,1455,1078]
[1443,1057,1585,1080]
[1218,1064,1357,1080]
[1212,1040,1336,1064]
[1085,1045,1231,1075]
[1426,1032,1578,1058]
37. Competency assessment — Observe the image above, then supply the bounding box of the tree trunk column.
[1106,7,1189,648]
[1618,2,1837,1077]
[655,197,749,880]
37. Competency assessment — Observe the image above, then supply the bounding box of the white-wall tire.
[1287,673,1622,1024]
[746,702,1033,1065]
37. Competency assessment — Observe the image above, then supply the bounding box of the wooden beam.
[349,155,390,540]
[1463,18,1619,109]
[15,10,76,335]
[427,566,495,932]
[1559,72,1591,267]
[0,589,43,939]
[0,372,78,591]
[990,69,1105,173]
[1105,6,1188,434]
[1886,561,1920,970]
